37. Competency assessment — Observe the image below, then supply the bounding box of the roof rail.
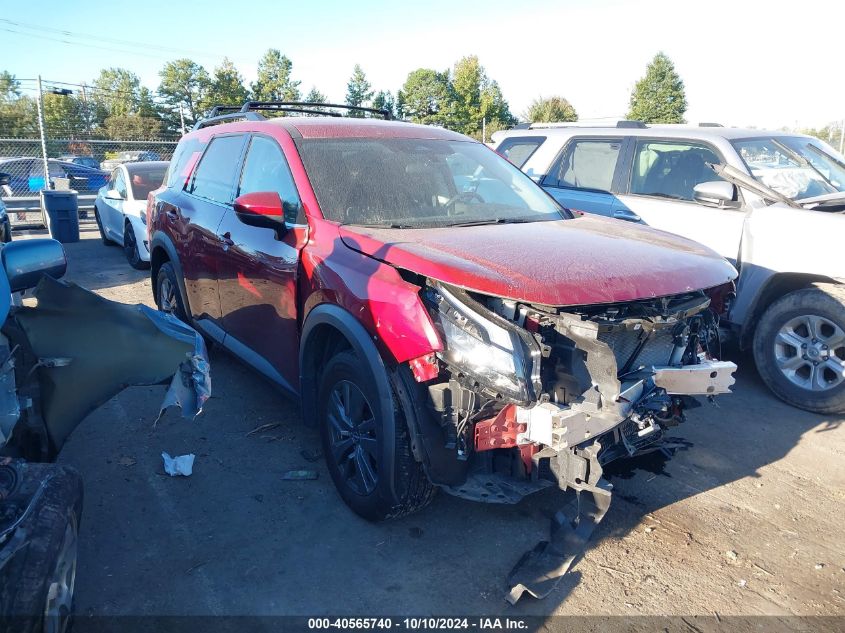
[192,100,394,132]
[522,119,648,130]
[193,110,265,131]
[240,101,393,120]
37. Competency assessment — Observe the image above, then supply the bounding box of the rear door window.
[496,136,546,168]
[188,135,247,204]
[238,135,305,224]
[629,140,723,201]
[543,139,622,192]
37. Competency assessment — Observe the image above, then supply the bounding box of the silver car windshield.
[297,138,566,228]
[732,136,845,200]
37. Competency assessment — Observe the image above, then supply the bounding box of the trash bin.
[40,190,80,243]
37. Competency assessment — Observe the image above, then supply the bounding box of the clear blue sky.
[1,0,842,129]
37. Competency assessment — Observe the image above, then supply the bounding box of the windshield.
[296,138,566,228]
[732,136,845,200]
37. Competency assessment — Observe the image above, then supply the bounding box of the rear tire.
[753,285,845,414]
[123,222,148,270]
[154,261,189,323]
[318,350,434,521]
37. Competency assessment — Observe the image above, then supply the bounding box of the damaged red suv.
[148,103,738,524]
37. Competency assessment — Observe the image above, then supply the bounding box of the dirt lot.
[18,226,845,618]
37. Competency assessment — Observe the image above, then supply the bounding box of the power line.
[0,19,254,65]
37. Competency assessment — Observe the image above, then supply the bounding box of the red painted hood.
[338,215,737,306]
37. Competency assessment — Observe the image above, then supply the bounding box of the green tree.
[252,49,301,102]
[345,64,373,117]
[371,90,395,118]
[202,57,249,112]
[304,87,327,104]
[42,92,88,137]
[0,71,21,102]
[92,68,141,121]
[524,96,578,123]
[450,56,515,136]
[397,69,455,126]
[158,59,211,130]
[627,52,687,123]
[103,114,163,139]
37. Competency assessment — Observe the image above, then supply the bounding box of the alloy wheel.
[774,313,845,391]
[43,518,77,633]
[326,380,379,495]
[158,277,177,314]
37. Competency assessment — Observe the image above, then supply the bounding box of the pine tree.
[345,65,373,117]
[627,52,687,124]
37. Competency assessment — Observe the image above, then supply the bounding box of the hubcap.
[774,314,845,391]
[158,277,176,314]
[44,518,77,633]
[326,380,378,495]
[124,227,137,261]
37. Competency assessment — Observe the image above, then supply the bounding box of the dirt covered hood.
[339,215,737,306]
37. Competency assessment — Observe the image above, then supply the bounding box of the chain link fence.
[0,136,178,228]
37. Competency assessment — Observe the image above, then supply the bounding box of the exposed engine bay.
[410,280,737,602]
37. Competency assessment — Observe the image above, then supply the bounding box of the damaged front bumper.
[413,282,737,602]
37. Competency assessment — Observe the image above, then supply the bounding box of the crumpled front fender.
[9,276,210,452]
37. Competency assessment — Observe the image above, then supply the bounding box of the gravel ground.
[17,226,845,618]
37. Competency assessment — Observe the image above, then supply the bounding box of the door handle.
[612,208,641,222]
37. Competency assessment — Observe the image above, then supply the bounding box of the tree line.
[0,51,701,141]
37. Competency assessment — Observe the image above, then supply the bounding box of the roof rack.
[241,101,392,119]
[193,100,393,131]
[518,120,647,130]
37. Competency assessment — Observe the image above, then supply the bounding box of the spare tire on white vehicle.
[753,284,845,414]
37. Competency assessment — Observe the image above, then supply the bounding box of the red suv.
[147,102,738,522]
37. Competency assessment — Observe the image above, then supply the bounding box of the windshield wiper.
[444,218,537,227]
[771,139,836,190]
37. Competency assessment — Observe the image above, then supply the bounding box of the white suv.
[492,122,845,414]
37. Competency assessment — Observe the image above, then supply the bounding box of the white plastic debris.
[162,452,195,477]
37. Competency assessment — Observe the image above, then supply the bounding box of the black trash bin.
[40,190,80,243]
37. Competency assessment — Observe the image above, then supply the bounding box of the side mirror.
[2,238,67,293]
[693,181,738,208]
[233,191,287,237]
[105,189,124,200]
[0,172,10,186]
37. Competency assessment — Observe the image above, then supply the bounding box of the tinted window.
[189,135,246,204]
[497,136,546,168]
[543,139,621,191]
[238,136,304,224]
[630,140,722,201]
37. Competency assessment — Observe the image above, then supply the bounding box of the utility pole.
[482,117,487,144]
[179,103,186,135]
[35,75,51,190]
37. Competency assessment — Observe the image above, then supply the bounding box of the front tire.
[753,285,845,414]
[1,465,83,633]
[94,206,114,246]
[154,261,189,323]
[318,350,434,521]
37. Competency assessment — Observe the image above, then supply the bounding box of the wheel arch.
[738,270,842,349]
[300,303,399,499]
[149,232,192,318]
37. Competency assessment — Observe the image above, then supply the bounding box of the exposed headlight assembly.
[426,283,539,404]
